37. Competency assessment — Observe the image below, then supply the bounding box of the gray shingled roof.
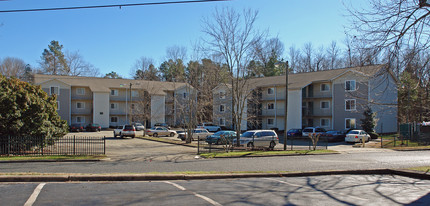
[33,74,190,95]
[248,64,385,90]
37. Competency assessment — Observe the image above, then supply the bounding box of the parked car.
[321,130,346,142]
[205,130,237,145]
[132,122,145,131]
[113,125,136,138]
[69,123,84,132]
[146,127,176,137]
[197,123,221,132]
[85,123,101,132]
[345,130,370,143]
[233,130,278,149]
[287,128,303,138]
[154,123,171,130]
[302,127,327,137]
[177,128,213,141]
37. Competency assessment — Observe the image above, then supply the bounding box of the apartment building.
[34,74,194,128]
[213,65,398,133]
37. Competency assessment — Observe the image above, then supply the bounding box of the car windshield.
[289,129,299,132]
[348,131,359,134]
[241,131,255,138]
[303,129,313,132]
[135,123,142,126]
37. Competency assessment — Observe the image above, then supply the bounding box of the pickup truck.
[197,123,221,132]
[113,125,136,138]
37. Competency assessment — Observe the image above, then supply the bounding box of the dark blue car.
[205,131,236,145]
[287,129,302,137]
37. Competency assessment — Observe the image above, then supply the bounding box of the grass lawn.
[407,166,430,172]
[200,150,337,158]
[0,155,106,161]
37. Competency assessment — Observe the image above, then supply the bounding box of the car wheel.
[132,135,135,139]
[170,132,175,137]
[269,141,276,149]
[113,133,117,138]
[153,133,158,137]
[247,142,254,149]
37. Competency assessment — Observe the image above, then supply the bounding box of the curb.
[0,169,429,182]
[0,159,101,163]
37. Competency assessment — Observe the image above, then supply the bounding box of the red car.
[69,124,83,132]
[85,123,101,132]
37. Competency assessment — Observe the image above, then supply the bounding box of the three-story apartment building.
[213,65,398,133]
[34,74,195,128]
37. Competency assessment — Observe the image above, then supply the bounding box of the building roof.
[33,74,190,95]
[247,64,387,90]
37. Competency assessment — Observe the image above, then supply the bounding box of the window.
[321,101,330,109]
[321,84,330,92]
[76,102,85,109]
[111,116,118,123]
[219,104,225,113]
[219,118,225,126]
[131,90,138,97]
[131,104,135,110]
[321,118,330,127]
[345,99,356,111]
[267,88,274,95]
[183,92,188,99]
[50,86,59,95]
[345,118,356,129]
[219,91,226,99]
[111,89,118,96]
[267,118,274,125]
[110,103,118,110]
[268,103,275,110]
[56,101,60,111]
[76,116,85,123]
[76,88,85,95]
[345,80,356,91]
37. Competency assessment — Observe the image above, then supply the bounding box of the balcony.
[261,109,285,117]
[302,94,332,99]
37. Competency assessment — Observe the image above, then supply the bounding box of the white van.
[302,127,327,137]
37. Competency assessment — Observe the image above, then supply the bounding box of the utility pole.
[284,61,289,150]
[129,83,133,124]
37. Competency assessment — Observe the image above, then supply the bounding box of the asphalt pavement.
[2,175,430,206]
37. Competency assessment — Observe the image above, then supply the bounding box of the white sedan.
[345,130,370,143]
[146,127,177,137]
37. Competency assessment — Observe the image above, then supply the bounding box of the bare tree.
[132,57,160,81]
[0,57,26,78]
[166,45,188,62]
[288,45,301,73]
[327,41,342,70]
[202,7,264,145]
[302,42,314,72]
[65,51,100,77]
[347,0,430,75]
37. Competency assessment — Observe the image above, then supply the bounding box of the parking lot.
[2,175,429,206]
[65,130,391,162]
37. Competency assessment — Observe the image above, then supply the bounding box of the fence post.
[104,136,106,155]
[7,136,10,156]
[73,135,76,155]
[41,136,44,155]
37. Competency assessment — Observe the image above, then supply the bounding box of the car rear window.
[303,129,313,132]
[348,131,359,134]
[124,125,134,130]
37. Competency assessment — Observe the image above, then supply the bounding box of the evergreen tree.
[39,40,69,75]
[360,106,376,134]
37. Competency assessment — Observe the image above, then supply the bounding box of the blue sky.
[0,0,364,78]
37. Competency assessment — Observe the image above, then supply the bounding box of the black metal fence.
[197,136,328,154]
[0,136,105,156]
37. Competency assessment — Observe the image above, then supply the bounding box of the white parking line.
[163,181,222,206]
[24,183,46,206]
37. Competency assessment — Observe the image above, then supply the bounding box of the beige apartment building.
[34,74,195,128]
[213,65,398,133]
